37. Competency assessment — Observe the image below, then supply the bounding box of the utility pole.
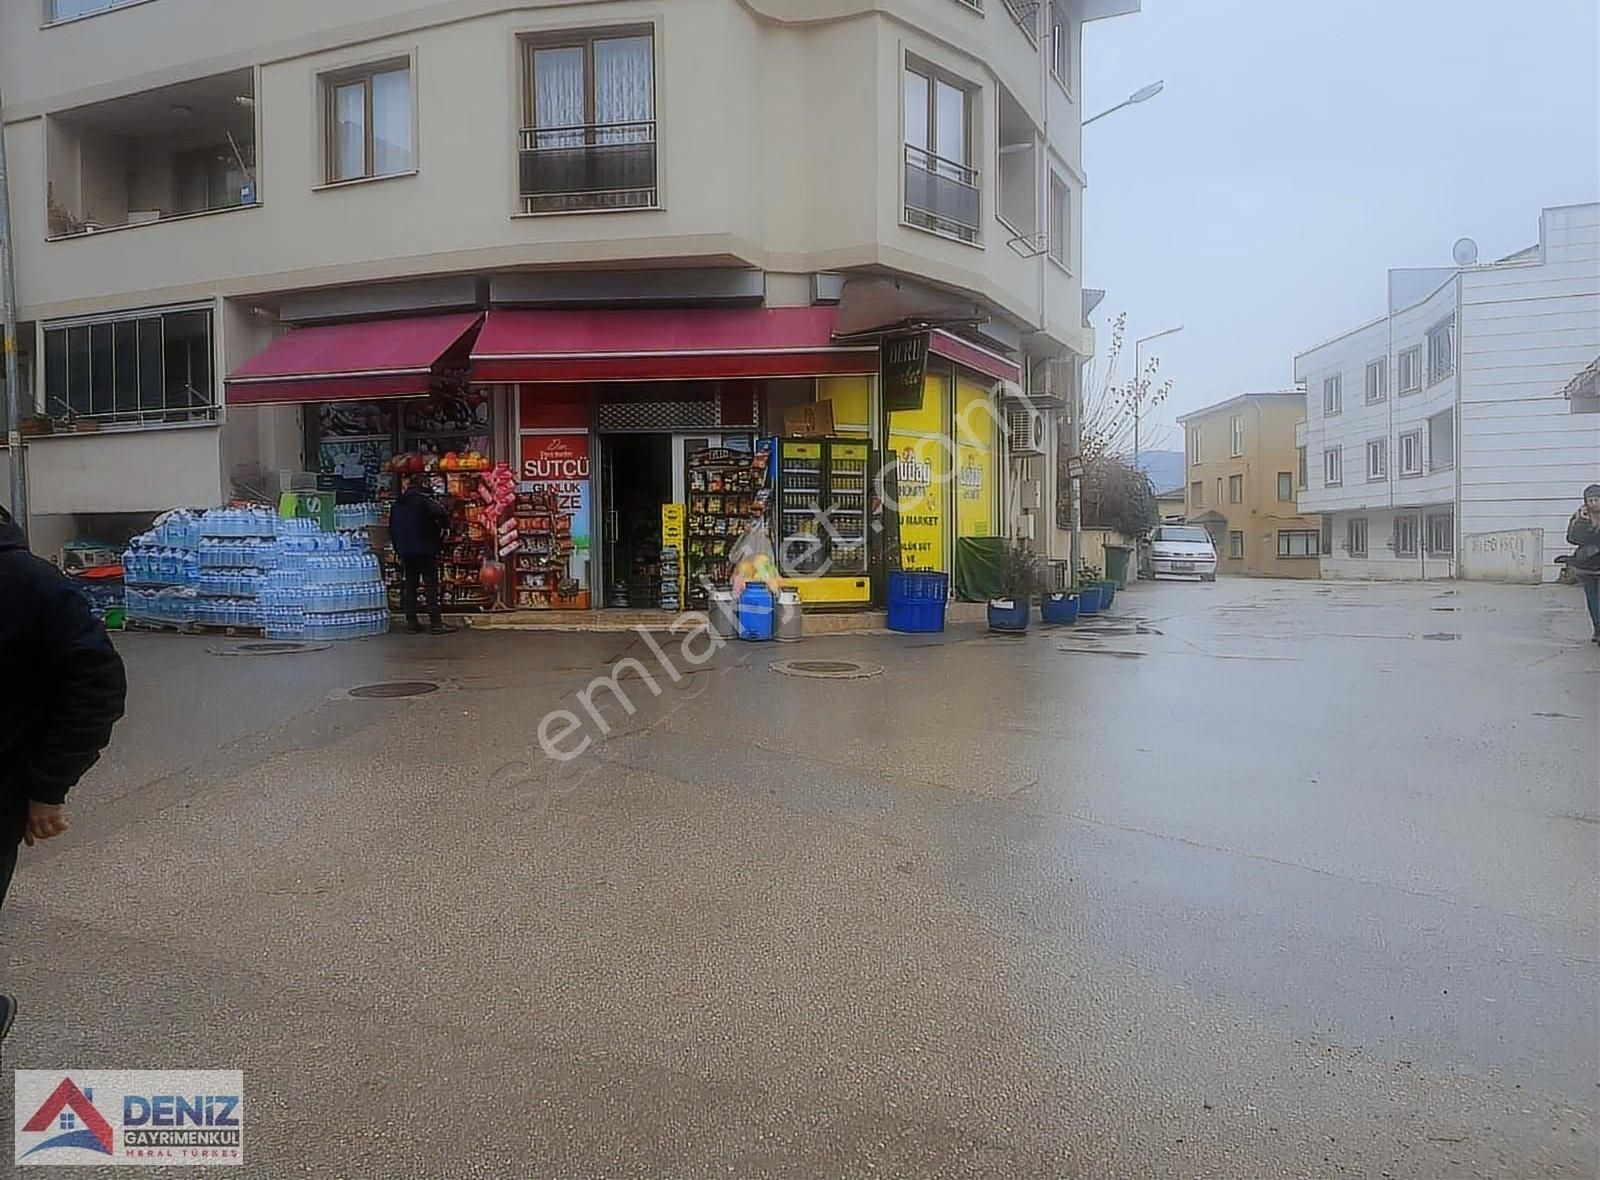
[1133,325,1183,470]
[0,75,26,537]
[1069,359,1084,581]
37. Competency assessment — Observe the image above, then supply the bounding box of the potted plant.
[1040,586,1080,625]
[1075,564,1105,615]
[988,543,1042,633]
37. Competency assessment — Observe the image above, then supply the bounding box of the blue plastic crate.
[888,571,949,633]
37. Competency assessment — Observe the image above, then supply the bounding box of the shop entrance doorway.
[599,433,674,608]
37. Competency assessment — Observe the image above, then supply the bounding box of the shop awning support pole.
[0,73,26,538]
[1069,359,1083,582]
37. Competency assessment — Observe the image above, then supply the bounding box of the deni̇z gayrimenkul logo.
[14,1071,244,1168]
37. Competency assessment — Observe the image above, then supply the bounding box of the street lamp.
[1133,325,1183,467]
[1082,80,1164,127]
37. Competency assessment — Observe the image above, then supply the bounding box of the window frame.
[1228,530,1244,560]
[1393,513,1420,557]
[1297,446,1307,488]
[1426,316,1455,386]
[1188,425,1202,463]
[1427,409,1455,472]
[1047,172,1071,271]
[1323,374,1342,416]
[320,58,415,186]
[1277,529,1320,559]
[903,58,980,243]
[1228,473,1243,504]
[1365,437,1387,482]
[1397,345,1423,395]
[1049,0,1072,92]
[43,0,151,24]
[1189,480,1203,509]
[1229,413,1244,457]
[1398,429,1423,477]
[1365,358,1388,403]
[1277,471,1294,502]
[1324,446,1342,487]
[41,303,218,429]
[1347,517,1368,557]
[1425,511,1454,557]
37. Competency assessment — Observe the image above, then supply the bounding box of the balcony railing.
[1001,0,1040,42]
[904,145,981,243]
[518,120,658,215]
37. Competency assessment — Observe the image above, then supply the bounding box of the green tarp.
[953,536,1008,602]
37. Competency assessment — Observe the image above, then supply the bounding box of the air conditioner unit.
[1006,404,1047,456]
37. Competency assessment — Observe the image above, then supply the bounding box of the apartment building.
[0,0,1139,606]
[1296,203,1599,583]
[1177,391,1321,577]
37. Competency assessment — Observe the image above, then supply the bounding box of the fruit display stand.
[378,452,499,612]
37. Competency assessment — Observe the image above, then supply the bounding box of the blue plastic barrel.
[737,585,775,641]
[1077,584,1104,615]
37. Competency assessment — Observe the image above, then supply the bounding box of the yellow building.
[1177,392,1322,578]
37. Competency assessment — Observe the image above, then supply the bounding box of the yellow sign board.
[661,502,685,602]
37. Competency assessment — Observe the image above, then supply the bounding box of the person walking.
[389,474,457,634]
[0,505,127,1050]
[1567,484,1600,644]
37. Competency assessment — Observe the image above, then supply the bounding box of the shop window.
[324,61,413,183]
[43,306,215,426]
[904,59,979,242]
[521,27,657,214]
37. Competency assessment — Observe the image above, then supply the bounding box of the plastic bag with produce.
[729,519,782,594]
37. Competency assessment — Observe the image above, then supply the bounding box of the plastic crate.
[887,571,949,633]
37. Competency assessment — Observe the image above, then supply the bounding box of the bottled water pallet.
[126,618,266,638]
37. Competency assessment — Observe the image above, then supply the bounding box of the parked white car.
[1141,525,1218,581]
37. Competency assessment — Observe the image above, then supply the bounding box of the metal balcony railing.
[904,145,981,243]
[518,120,658,214]
[1001,0,1040,42]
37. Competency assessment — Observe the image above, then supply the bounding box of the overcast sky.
[1080,0,1600,455]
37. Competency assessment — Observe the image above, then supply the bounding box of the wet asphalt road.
[1,576,1595,1178]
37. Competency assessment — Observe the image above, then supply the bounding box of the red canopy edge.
[928,329,1022,385]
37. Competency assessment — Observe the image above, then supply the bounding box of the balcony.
[904,145,981,244]
[45,69,256,239]
[1001,0,1041,42]
[517,121,658,215]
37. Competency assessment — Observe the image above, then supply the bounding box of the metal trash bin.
[775,589,804,642]
[709,590,738,638]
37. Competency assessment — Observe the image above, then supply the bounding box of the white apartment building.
[0,0,1138,607]
[1296,202,1600,583]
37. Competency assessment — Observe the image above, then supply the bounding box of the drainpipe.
[0,76,27,537]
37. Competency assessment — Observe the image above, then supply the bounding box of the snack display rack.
[686,447,771,609]
[509,488,579,609]
[377,466,497,611]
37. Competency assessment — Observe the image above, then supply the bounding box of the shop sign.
[881,332,930,413]
[519,433,592,597]
[661,503,686,603]
[887,433,947,572]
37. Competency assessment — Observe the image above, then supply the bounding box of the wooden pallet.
[125,618,266,638]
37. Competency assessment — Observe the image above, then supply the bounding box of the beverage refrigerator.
[772,437,872,605]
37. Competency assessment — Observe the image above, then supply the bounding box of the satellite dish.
[1452,237,1479,267]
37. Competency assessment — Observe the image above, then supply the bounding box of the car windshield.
[1153,527,1212,544]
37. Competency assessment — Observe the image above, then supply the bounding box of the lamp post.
[1082,80,1164,128]
[1133,325,1183,468]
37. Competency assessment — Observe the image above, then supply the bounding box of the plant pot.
[987,597,1031,633]
[1076,584,1104,615]
[1040,591,1080,626]
[1096,579,1117,609]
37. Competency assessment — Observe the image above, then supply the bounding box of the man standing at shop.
[390,474,457,635]
[0,504,128,1052]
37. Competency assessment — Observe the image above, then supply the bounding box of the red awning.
[226,312,483,405]
[928,329,1022,385]
[470,307,879,383]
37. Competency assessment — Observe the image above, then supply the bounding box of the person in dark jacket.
[0,504,127,1046]
[1567,483,1600,644]
[389,475,456,634]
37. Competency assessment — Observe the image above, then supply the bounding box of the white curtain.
[371,68,413,176]
[534,47,585,148]
[593,36,653,144]
[333,82,366,181]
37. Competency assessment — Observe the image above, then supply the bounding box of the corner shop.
[225,306,1020,611]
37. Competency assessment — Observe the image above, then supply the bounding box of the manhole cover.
[347,680,441,699]
[208,641,330,657]
[771,658,884,680]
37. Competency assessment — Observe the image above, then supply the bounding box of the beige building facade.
[0,0,1140,583]
[1177,391,1322,578]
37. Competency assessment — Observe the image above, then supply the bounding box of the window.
[522,29,657,213]
[1297,446,1307,488]
[43,307,215,425]
[1393,513,1419,557]
[1278,530,1319,558]
[1277,471,1294,502]
[1347,517,1368,557]
[1228,531,1244,559]
[1366,438,1387,481]
[1397,346,1423,394]
[45,0,142,21]
[1365,358,1387,403]
[1324,446,1342,486]
[1190,480,1203,508]
[1230,414,1244,457]
[1425,511,1453,556]
[1048,174,1071,269]
[1216,477,1223,505]
[1049,1,1072,89]
[1428,410,1454,470]
[1228,474,1243,504]
[1188,426,1202,463]
[904,63,979,242]
[1323,375,1342,416]
[1321,516,1333,556]
[996,88,1038,235]
[324,62,413,183]
[1399,429,1422,476]
[1427,316,1455,385]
